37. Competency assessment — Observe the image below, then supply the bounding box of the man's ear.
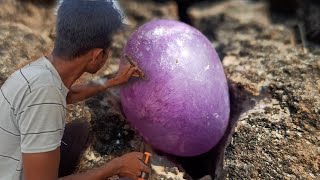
[91,48,104,62]
[103,48,111,58]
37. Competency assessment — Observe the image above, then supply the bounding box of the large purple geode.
[120,20,230,156]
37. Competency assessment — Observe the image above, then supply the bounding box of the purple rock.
[120,20,230,156]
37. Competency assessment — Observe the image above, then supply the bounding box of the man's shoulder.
[17,57,63,91]
[2,57,65,100]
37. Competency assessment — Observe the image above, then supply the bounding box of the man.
[0,0,150,179]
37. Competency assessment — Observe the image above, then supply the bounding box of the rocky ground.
[0,0,319,179]
[189,1,319,179]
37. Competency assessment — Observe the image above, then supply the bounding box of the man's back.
[0,57,68,180]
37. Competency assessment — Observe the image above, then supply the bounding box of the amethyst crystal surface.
[120,20,229,156]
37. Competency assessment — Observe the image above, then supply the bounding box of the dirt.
[189,1,319,179]
[0,0,319,179]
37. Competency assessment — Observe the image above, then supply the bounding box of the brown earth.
[0,0,319,179]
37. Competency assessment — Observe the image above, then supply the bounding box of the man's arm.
[23,148,60,180]
[23,147,117,180]
[67,64,143,104]
[23,148,150,180]
[66,79,114,104]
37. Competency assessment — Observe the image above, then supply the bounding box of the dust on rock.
[190,0,319,179]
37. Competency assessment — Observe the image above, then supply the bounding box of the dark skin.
[22,48,149,180]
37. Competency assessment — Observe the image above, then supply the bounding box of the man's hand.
[108,63,144,87]
[66,62,144,104]
[115,152,151,180]
[23,147,150,180]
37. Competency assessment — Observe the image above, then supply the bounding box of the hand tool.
[138,152,152,180]
[125,55,144,79]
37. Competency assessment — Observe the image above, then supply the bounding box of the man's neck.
[46,53,87,89]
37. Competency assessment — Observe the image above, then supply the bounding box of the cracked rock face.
[0,23,51,86]
[0,0,55,86]
[191,0,319,179]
